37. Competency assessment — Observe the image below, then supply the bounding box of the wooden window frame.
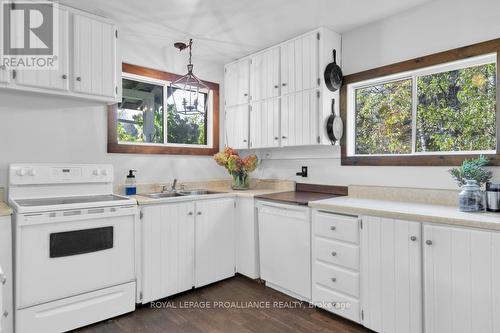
[108,63,220,155]
[340,38,500,166]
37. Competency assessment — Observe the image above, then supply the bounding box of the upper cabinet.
[280,32,319,95]
[225,59,250,107]
[0,5,117,103]
[250,47,280,101]
[225,104,250,149]
[223,27,341,150]
[73,13,116,99]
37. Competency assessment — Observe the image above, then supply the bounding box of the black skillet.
[324,49,343,92]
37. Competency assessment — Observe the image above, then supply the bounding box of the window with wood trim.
[340,39,500,166]
[108,64,220,155]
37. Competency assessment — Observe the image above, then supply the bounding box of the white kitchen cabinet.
[423,224,500,333]
[250,98,280,148]
[0,215,13,333]
[235,197,259,279]
[14,8,70,92]
[224,59,250,107]
[195,198,235,287]
[250,47,280,101]
[361,216,422,333]
[280,89,320,147]
[225,105,249,149]
[140,202,195,303]
[73,13,116,99]
[280,32,319,95]
[258,201,311,300]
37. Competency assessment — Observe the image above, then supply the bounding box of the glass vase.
[231,172,249,190]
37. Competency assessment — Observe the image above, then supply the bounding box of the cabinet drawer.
[313,261,359,298]
[314,238,359,271]
[313,284,360,323]
[313,211,359,244]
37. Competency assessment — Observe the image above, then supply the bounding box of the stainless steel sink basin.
[177,189,222,196]
[144,192,186,199]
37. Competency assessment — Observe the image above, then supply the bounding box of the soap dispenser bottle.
[125,170,137,195]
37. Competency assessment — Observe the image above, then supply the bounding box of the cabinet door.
[195,198,235,287]
[235,197,259,279]
[250,98,280,148]
[14,8,69,91]
[280,89,319,147]
[225,59,250,107]
[225,105,249,149]
[281,32,319,95]
[258,201,311,300]
[141,202,195,303]
[423,224,500,333]
[0,217,12,333]
[73,13,116,98]
[250,47,280,101]
[361,216,422,333]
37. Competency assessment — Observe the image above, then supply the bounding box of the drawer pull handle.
[330,226,336,231]
[331,277,337,282]
[331,251,337,257]
[410,236,417,241]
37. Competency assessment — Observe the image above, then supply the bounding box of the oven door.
[16,206,137,309]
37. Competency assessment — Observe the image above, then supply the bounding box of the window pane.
[166,87,208,145]
[416,63,496,152]
[118,78,164,143]
[355,79,413,154]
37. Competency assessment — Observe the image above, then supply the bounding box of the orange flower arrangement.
[214,147,258,189]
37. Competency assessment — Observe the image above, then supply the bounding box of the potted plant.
[214,147,258,190]
[449,155,492,211]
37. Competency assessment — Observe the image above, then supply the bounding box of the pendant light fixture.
[169,39,210,115]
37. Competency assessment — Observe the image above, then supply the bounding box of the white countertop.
[309,196,500,231]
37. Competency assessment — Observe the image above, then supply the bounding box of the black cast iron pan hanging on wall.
[326,99,343,145]
[324,49,343,92]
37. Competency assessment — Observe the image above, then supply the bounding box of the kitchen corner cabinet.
[195,198,235,287]
[225,105,249,149]
[224,59,250,107]
[360,216,422,333]
[140,202,195,303]
[0,215,13,333]
[250,98,280,148]
[423,224,500,333]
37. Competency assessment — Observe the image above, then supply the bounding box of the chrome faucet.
[161,178,178,193]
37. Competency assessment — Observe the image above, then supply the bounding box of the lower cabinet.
[423,224,500,333]
[141,202,195,303]
[140,197,235,303]
[235,197,260,279]
[195,198,236,287]
[257,201,311,300]
[0,215,13,333]
[360,216,422,333]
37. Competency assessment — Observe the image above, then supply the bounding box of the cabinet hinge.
[12,70,16,79]
[317,78,321,86]
[317,136,320,144]
[115,30,118,38]
[359,218,363,229]
[139,292,143,301]
[115,86,118,94]
[139,210,144,220]
[234,201,236,208]
[316,90,320,98]
[250,59,253,65]
[317,32,320,40]
[361,309,364,320]
[224,68,227,73]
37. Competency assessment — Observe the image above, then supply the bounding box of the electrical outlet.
[296,166,308,177]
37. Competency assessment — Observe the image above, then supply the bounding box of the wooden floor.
[73,275,371,333]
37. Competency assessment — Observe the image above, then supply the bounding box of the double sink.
[144,189,222,199]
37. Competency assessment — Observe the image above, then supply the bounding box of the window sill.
[341,152,500,166]
[107,143,218,156]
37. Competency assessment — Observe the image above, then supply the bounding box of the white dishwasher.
[257,201,311,301]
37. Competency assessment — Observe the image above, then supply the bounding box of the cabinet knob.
[3,310,8,318]
[410,236,417,241]
[243,139,247,143]
[282,136,287,139]
[62,74,67,79]
[274,137,279,140]
[0,274,6,285]
[76,76,82,82]
[197,211,202,215]
[330,226,336,231]
[188,212,193,216]
[331,277,337,282]
[331,251,337,257]
[426,240,433,246]
[282,83,287,87]
[274,85,279,88]
[244,93,248,96]
[0,65,6,70]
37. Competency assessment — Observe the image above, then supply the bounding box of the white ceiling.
[59,0,434,65]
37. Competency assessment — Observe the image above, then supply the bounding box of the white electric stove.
[8,164,139,333]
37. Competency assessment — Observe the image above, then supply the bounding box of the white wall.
[258,0,500,190]
[0,33,227,191]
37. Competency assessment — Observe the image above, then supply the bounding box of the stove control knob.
[16,168,26,176]
[101,169,108,176]
[27,169,36,176]
[93,169,100,176]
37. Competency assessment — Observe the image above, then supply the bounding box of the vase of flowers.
[214,147,258,190]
